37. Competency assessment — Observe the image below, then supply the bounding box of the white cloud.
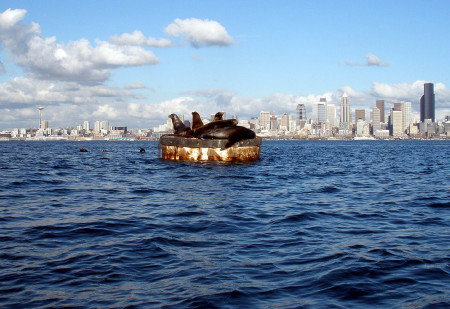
[92,104,120,119]
[165,18,234,48]
[0,9,159,83]
[110,30,173,47]
[365,53,388,67]
[345,53,388,67]
[124,81,148,90]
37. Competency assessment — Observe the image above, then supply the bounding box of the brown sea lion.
[168,114,191,136]
[191,112,204,130]
[198,125,256,149]
[79,148,88,152]
[213,112,224,121]
[192,118,238,138]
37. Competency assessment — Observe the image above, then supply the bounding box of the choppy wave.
[1,140,449,308]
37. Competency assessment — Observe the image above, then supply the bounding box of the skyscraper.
[313,99,327,124]
[340,94,350,130]
[327,104,337,127]
[420,83,435,122]
[392,111,403,136]
[259,111,270,130]
[355,109,365,123]
[394,102,405,133]
[376,100,385,123]
[296,104,307,121]
[296,104,307,129]
[372,107,381,133]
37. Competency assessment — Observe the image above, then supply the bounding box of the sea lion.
[198,126,256,149]
[213,112,224,121]
[192,118,239,138]
[79,148,88,152]
[168,114,191,136]
[139,147,146,153]
[191,112,204,130]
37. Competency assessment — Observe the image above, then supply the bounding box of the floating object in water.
[159,135,261,162]
[79,148,88,152]
[139,147,146,153]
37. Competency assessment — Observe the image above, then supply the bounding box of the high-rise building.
[392,110,403,136]
[372,107,381,133]
[83,121,90,132]
[340,93,351,130]
[355,109,365,123]
[394,102,405,133]
[41,120,49,130]
[313,99,327,124]
[270,114,277,131]
[327,104,337,127]
[259,111,270,130]
[376,100,385,123]
[296,104,307,121]
[280,113,289,131]
[420,83,435,122]
[403,102,412,130]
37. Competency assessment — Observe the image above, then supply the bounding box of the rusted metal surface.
[159,135,261,162]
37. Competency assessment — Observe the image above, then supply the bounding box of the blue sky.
[0,0,449,130]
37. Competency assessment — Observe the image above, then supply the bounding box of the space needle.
[38,106,44,129]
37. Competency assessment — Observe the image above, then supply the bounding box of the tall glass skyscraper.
[340,94,350,126]
[296,104,307,121]
[420,83,435,122]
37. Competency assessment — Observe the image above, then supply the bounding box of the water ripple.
[0,140,449,308]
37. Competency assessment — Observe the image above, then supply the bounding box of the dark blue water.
[1,140,449,308]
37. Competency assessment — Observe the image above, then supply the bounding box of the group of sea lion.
[168,112,256,149]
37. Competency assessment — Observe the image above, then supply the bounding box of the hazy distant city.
[1,83,449,141]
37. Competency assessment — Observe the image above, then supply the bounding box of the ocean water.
[0,140,449,308]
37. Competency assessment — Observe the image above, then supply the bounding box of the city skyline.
[1,1,450,130]
[2,86,448,133]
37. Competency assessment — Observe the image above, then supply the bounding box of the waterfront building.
[100,121,110,132]
[420,83,435,122]
[289,118,296,132]
[41,120,49,130]
[376,100,385,123]
[327,104,337,127]
[280,113,289,131]
[94,121,100,134]
[83,121,90,132]
[270,114,277,131]
[249,117,259,130]
[403,102,412,131]
[372,107,381,133]
[296,104,307,121]
[356,119,365,136]
[394,102,405,133]
[339,93,351,132]
[259,111,270,130]
[392,110,403,136]
[355,109,365,123]
[296,104,307,129]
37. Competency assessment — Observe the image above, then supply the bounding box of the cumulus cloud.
[110,30,173,47]
[0,8,159,83]
[92,104,120,119]
[123,81,148,90]
[365,53,388,67]
[345,53,388,67]
[128,97,195,120]
[165,18,234,48]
